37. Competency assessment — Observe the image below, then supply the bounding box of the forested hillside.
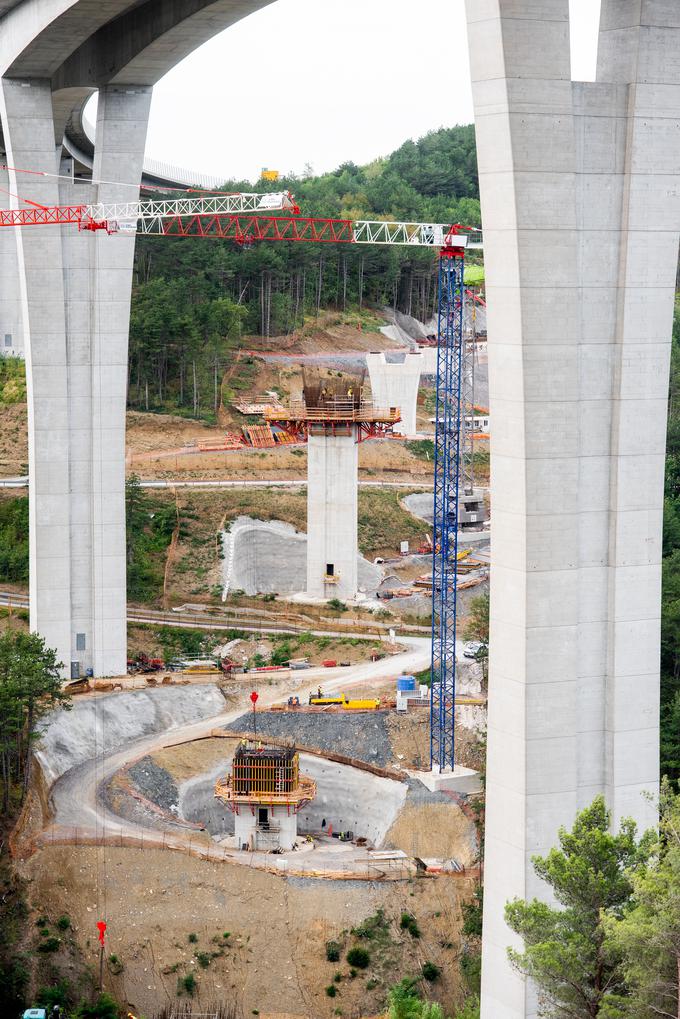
[661,304,680,779]
[129,124,480,418]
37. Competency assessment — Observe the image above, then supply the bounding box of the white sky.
[139,0,602,182]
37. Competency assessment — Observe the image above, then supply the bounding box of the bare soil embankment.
[23,845,475,1018]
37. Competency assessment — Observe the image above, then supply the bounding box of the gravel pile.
[224,710,393,767]
[128,756,179,813]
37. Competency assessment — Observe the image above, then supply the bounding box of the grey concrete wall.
[0,162,23,358]
[366,351,423,436]
[0,79,150,676]
[465,3,680,1017]
[306,432,359,601]
[0,77,72,672]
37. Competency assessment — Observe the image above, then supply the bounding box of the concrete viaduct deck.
[1,3,679,1019]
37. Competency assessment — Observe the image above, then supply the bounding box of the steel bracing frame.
[354,221,482,249]
[430,250,465,771]
[149,212,355,243]
[461,315,476,497]
[0,201,484,251]
[0,192,297,232]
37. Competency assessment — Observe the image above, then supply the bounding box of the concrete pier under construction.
[306,431,359,601]
[366,351,423,436]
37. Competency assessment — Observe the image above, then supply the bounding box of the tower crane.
[0,189,482,773]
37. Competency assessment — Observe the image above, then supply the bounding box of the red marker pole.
[97,921,107,990]
[250,691,258,736]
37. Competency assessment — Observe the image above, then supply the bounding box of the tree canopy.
[603,782,680,1019]
[505,796,654,1019]
[130,124,481,419]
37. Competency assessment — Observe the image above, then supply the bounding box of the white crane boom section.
[84,191,296,228]
[353,221,482,249]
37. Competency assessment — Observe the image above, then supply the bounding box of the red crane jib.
[159,213,355,244]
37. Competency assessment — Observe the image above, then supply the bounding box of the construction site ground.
[23,845,476,1018]
[16,642,484,1018]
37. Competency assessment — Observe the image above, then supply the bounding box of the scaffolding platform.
[215,743,316,812]
[266,399,400,425]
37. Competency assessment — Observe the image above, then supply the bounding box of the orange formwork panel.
[243,424,276,448]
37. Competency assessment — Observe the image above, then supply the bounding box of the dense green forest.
[660,303,680,780]
[129,124,480,418]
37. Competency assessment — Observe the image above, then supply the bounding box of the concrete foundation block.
[409,765,482,795]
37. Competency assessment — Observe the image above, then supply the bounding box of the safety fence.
[30,825,420,882]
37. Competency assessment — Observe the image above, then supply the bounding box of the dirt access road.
[43,637,432,876]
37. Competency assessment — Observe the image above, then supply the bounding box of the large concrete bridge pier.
[0,0,277,676]
[465,2,680,1016]
[0,79,150,677]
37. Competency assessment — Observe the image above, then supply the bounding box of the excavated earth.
[20,680,483,1018]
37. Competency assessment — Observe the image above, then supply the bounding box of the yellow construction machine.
[308,689,380,710]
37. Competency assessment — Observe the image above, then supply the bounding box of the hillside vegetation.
[130,125,480,420]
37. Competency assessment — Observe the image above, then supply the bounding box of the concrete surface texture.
[35,684,227,785]
[465,3,680,1017]
[295,752,407,844]
[0,76,151,678]
[0,164,22,358]
[222,515,383,597]
[366,351,424,435]
[234,804,298,851]
[0,0,274,676]
[306,432,360,600]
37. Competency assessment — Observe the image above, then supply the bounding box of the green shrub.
[73,992,119,1019]
[0,496,29,582]
[178,972,197,996]
[462,886,483,938]
[108,954,124,975]
[196,951,211,968]
[56,914,71,931]
[325,940,341,962]
[346,946,370,969]
[37,979,73,1010]
[325,985,338,997]
[405,439,434,461]
[460,950,482,995]
[400,912,421,938]
[37,936,60,953]
[334,971,342,983]
[328,598,347,612]
[351,908,388,940]
[421,961,441,982]
[187,932,198,943]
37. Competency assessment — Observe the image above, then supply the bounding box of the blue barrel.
[397,675,416,692]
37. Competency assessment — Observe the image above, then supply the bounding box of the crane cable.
[0,160,246,196]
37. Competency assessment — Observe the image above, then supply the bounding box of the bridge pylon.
[0,78,151,677]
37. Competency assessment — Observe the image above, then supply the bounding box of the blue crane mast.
[430,242,466,770]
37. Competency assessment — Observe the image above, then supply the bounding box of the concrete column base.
[409,765,482,795]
